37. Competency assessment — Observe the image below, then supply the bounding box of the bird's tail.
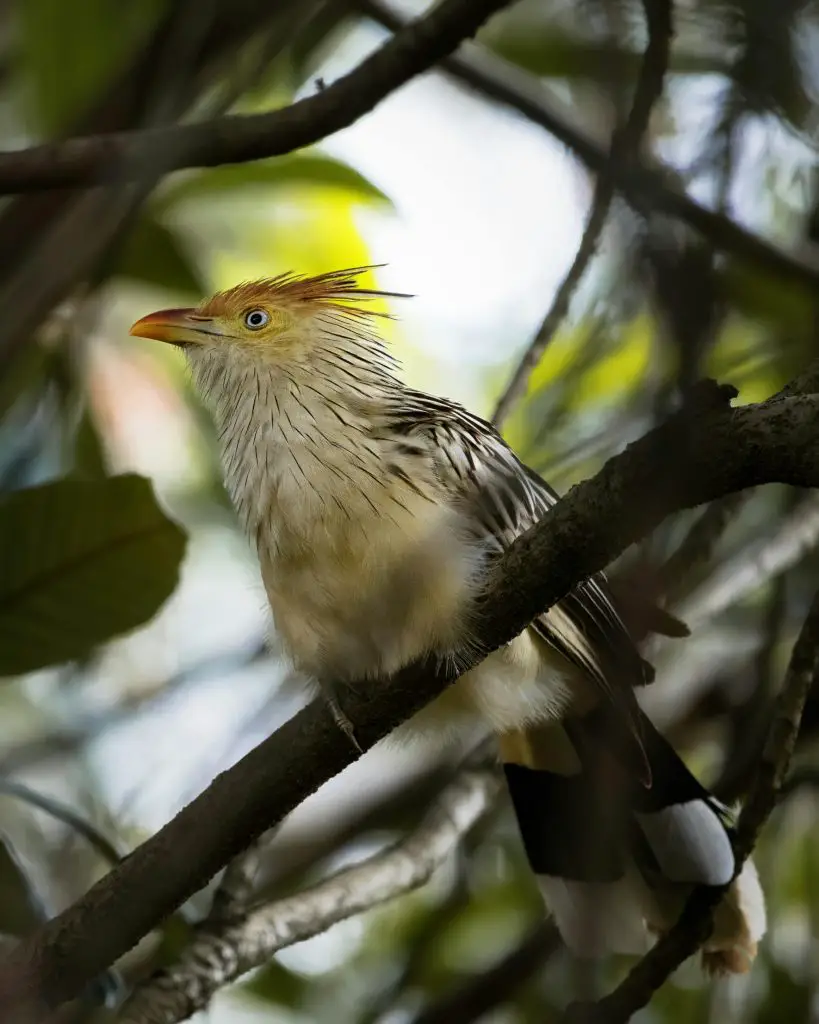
[499,709,766,974]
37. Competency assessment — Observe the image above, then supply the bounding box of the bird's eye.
[244,308,270,330]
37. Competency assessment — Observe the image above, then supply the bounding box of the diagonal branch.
[0,780,123,868]
[360,0,819,293]
[116,767,501,1024]
[0,0,511,380]
[0,0,514,194]
[492,0,673,426]
[2,374,819,1020]
[0,0,814,299]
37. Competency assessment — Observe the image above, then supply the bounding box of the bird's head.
[129,266,406,369]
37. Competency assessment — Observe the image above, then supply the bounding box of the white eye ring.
[244,308,270,330]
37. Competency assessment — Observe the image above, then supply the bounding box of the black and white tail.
[500,708,766,974]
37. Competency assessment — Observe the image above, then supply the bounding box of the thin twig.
[0,781,123,868]
[255,753,459,900]
[363,854,472,1024]
[357,0,819,293]
[566,587,819,1023]
[490,196,611,427]
[492,0,671,426]
[713,509,792,804]
[116,768,501,1024]
[0,638,268,775]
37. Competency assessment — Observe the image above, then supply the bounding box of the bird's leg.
[319,678,363,754]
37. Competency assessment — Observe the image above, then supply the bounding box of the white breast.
[195,356,482,680]
[192,350,569,738]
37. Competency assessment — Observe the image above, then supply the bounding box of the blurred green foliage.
[116,213,206,297]
[18,0,165,133]
[0,474,186,674]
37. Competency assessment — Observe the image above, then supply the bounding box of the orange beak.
[129,308,214,348]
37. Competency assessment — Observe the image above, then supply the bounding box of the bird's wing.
[385,392,652,774]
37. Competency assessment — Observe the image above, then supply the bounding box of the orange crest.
[198,266,411,323]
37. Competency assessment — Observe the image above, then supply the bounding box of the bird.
[130,266,765,972]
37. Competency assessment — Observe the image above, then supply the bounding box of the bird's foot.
[321,682,364,754]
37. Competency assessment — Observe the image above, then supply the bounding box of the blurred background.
[1,0,819,1020]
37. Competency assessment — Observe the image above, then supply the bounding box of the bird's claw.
[322,685,364,753]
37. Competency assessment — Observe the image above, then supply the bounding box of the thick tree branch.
[0,0,513,194]
[1,378,819,1021]
[567,585,819,1023]
[492,0,672,426]
[117,768,500,1024]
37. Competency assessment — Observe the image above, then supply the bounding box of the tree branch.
[565,586,819,1023]
[0,0,313,378]
[116,767,500,1024]
[2,377,819,1021]
[359,0,819,293]
[491,0,673,426]
[0,0,513,194]
[0,0,814,297]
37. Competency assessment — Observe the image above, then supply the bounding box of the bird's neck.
[188,339,404,543]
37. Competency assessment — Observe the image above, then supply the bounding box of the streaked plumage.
[130,267,765,972]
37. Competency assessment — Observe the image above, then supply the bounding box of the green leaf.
[0,474,186,675]
[158,154,392,211]
[116,215,205,296]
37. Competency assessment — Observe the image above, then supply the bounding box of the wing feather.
[383,392,652,774]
